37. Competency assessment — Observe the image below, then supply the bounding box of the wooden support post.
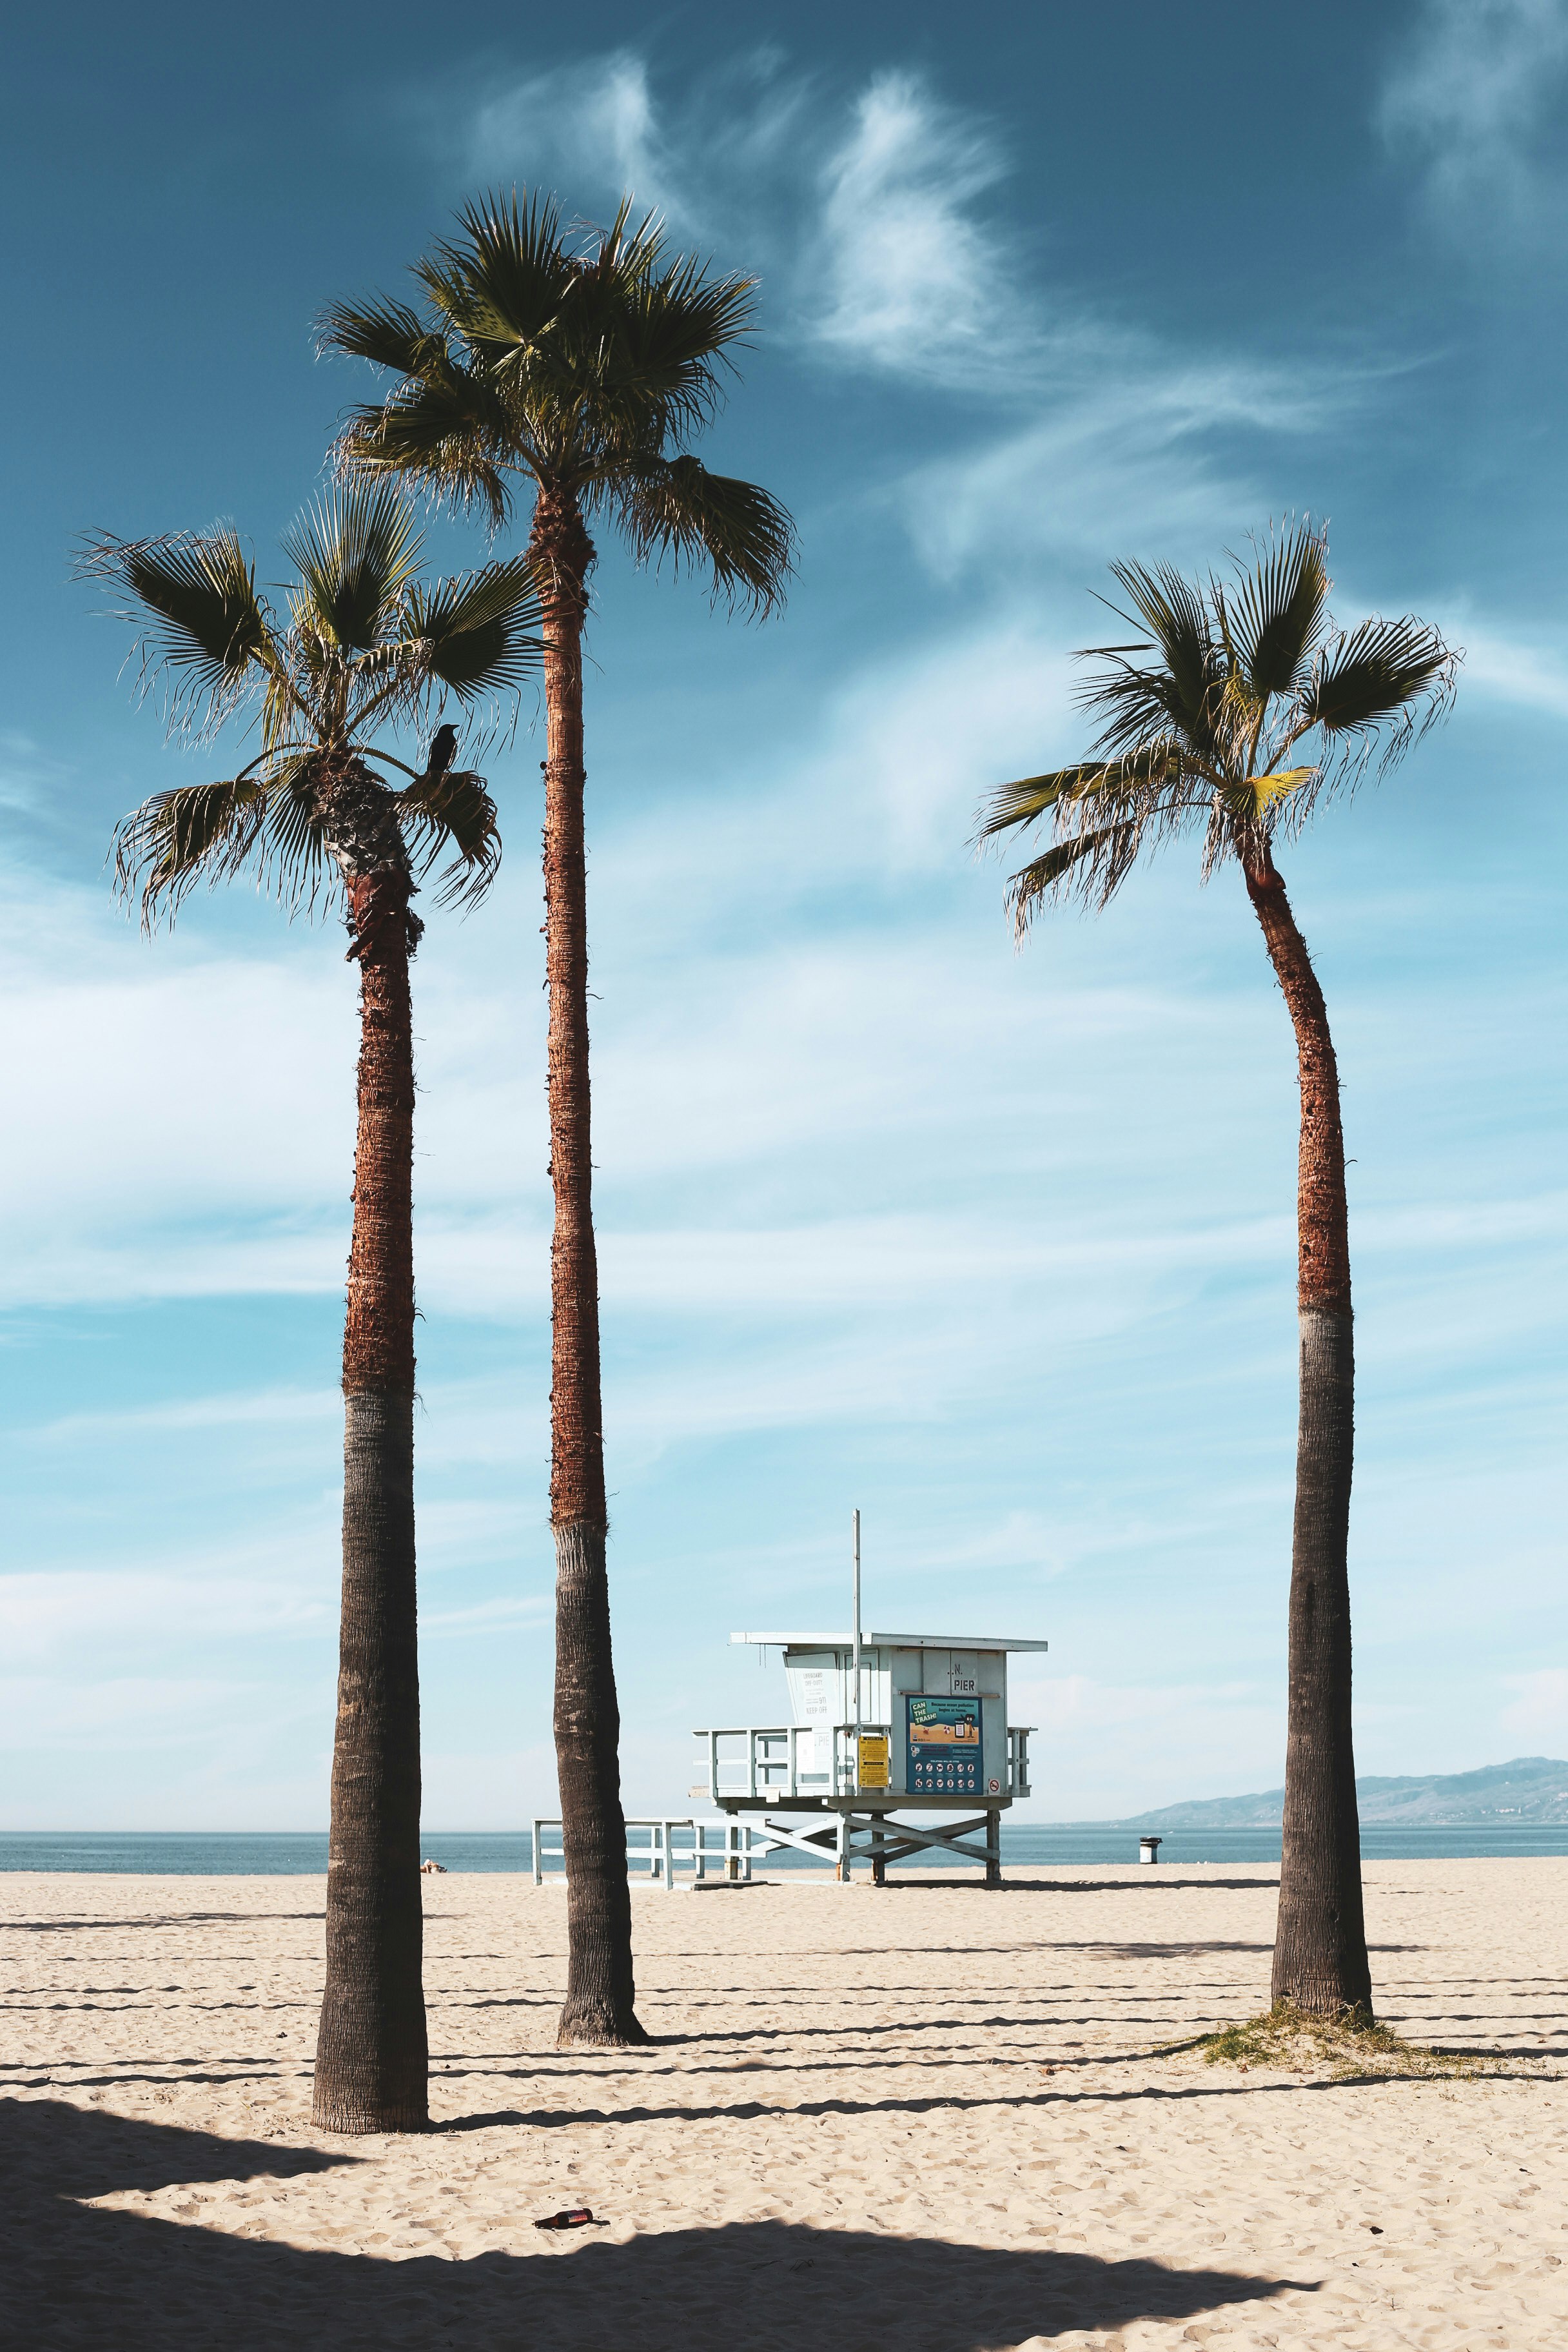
[836,1813,852,1883]
[985,1808,1002,1888]
[872,1820,887,1887]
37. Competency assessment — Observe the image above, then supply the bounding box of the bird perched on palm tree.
[83,485,542,2131]
[981,524,1457,2018]
[320,189,795,2046]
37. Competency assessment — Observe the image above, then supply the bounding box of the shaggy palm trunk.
[313,769,429,2131]
[531,488,645,2048]
[1245,846,1373,2018]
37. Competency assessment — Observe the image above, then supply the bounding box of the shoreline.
[8,1825,1568,1877]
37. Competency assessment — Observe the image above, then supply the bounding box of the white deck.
[692,1721,1033,1807]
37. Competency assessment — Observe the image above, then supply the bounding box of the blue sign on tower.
[905,1695,982,1796]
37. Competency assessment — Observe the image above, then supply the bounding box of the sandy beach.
[3,1859,1565,2350]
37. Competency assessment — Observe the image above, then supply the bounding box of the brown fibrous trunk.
[1244,843,1372,2019]
[313,762,430,2131]
[531,488,645,2048]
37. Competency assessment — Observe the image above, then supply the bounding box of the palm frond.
[983,529,1456,937]
[395,765,501,908]
[112,754,335,930]
[1004,821,1141,930]
[1218,767,1318,824]
[977,748,1184,842]
[398,556,544,700]
[607,455,794,614]
[280,484,422,653]
[1081,657,1226,767]
[335,375,514,529]
[421,187,575,357]
[1300,616,1458,742]
[323,191,787,580]
[262,756,331,912]
[112,777,271,925]
[1219,522,1330,699]
[317,295,450,378]
[591,250,761,446]
[1102,560,1219,743]
[79,528,277,734]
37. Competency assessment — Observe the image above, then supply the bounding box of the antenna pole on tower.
[852,1507,863,1785]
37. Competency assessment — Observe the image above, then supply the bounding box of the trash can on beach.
[1139,1835,1162,1864]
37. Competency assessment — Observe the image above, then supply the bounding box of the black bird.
[422,722,458,783]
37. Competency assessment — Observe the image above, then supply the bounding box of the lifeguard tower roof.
[729,1631,1050,1652]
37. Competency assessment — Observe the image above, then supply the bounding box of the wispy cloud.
[0,1560,330,1667]
[463,50,678,221]
[420,1592,551,1636]
[1444,619,1568,714]
[433,53,1139,402]
[0,1672,314,1755]
[1380,0,1568,230]
[0,728,76,820]
[445,52,1026,392]
[1498,1669,1568,1749]
[809,70,1028,389]
[1013,1671,1283,1819]
[900,362,1354,582]
[32,1386,339,1444]
[429,41,1371,582]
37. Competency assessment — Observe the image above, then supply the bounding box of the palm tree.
[83,486,542,2127]
[981,525,1456,2015]
[319,190,794,2046]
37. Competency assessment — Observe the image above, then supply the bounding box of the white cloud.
[431,33,1375,592]
[0,1672,312,1754]
[1010,1671,1282,1819]
[810,70,1025,388]
[812,607,1074,863]
[1445,621,1568,716]
[0,730,64,814]
[900,362,1353,582]
[0,1560,330,1668]
[1498,1669,1568,1750]
[34,1386,340,1444]
[0,871,351,1244]
[1380,0,1568,225]
[420,1592,551,1635]
[464,50,678,222]
[440,55,1063,397]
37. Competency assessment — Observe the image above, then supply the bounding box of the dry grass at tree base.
[1184,2002,1501,2081]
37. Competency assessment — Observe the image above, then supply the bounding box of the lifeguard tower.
[691,1516,1046,1885]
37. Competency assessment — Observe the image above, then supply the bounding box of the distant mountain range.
[1101,1756,1568,1829]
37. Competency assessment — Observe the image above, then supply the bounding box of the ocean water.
[4,1823,1568,1874]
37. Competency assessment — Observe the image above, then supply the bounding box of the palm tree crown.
[980,523,1458,923]
[319,190,792,2050]
[978,522,1460,2019]
[318,190,794,609]
[82,483,542,926]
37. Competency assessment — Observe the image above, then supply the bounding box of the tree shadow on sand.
[5,2097,1313,2352]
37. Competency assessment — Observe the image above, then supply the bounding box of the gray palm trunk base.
[553,1519,646,2045]
[313,1389,429,2130]
[1272,1305,1371,2015]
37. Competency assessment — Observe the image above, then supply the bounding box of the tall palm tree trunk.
[531,489,645,2048]
[1244,846,1373,2017]
[313,791,430,2130]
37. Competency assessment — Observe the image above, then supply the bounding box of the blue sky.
[1,0,1564,1827]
